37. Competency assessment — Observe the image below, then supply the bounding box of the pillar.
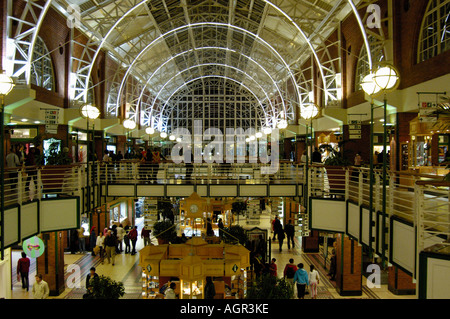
[36,231,65,296]
[388,266,416,295]
[302,230,319,253]
[335,234,362,296]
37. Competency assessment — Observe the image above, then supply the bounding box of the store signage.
[45,109,59,134]
[232,264,238,272]
[349,120,361,140]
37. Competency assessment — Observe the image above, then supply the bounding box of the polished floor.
[10,214,416,300]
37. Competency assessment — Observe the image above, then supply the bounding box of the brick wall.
[388,265,416,295]
[37,231,65,296]
[336,234,362,295]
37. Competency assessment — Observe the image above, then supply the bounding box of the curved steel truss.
[4,0,391,131]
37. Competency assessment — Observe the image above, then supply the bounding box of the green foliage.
[247,274,294,299]
[153,220,177,242]
[45,142,71,165]
[222,225,248,245]
[89,275,125,299]
[232,201,247,215]
[320,143,351,166]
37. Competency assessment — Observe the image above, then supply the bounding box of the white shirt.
[309,269,320,284]
[96,235,105,246]
[165,287,176,299]
[32,280,49,299]
[6,152,20,168]
[116,227,125,240]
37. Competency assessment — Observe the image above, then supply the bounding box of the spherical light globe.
[277,119,288,129]
[301,104,319,120]
[256,132,263,138]
[145,127,155,135]
[0,73,14,96]
[361,73,381,96]
[123,119,136,130]
[81,104,100,120]
[169,134,175,141]
[249,135,256,141]
[373,66,399,91]
[263,127,272,135]
[176,137,182,142]
[160,132,167,138]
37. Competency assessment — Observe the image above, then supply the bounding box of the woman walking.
[309,264,320,299]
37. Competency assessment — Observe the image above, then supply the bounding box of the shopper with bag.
[283,258,298,293]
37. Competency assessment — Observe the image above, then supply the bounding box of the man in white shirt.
[32,274,49,299]
[6,148,20,168]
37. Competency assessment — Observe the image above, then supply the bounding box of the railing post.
[77,166,83,197]
[389,172,395,217]
[358,169,363,206]
[375,173,381,213]
[18,169,23,204]
[414,181,424,298]
[345,168,349,201]
[37,168,43,200]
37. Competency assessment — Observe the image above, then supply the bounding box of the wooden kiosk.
[139,236,250,299]
[179,192,234,237]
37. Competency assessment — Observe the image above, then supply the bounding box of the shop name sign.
[44,109,59,134]
[419,101,437,122]
[349,120,361,139]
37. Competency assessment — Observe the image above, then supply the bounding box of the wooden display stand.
[302,230,319,253]
[139,237,250,299]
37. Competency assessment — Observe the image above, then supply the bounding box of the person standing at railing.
[6,147,20,191]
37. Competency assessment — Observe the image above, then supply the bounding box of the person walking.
[277,226,285,252]
[78,226,86,253]
[141,227,151,246]
[128,226,138,255]
[116,224,125,253]
[89,226,96,256]
[96,231,105,263]
[272,216,281,241]
[104,230,117,265]
[309,264,320,299]
[32,274,49,299]
[85,267,99,289]
[17,252,31,291]
[218,218,224,238]
[284,220,295,249]
[204,276,216,299]
[283,259,298,294]
[293,263,309,299]
[124,225,131,254]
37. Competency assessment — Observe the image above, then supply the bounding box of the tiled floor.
[10,214,416,300]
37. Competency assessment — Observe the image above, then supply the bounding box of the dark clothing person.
[272,217,281,241]
[277,228,285,252]
[128,226,138,255]
[17,253,30,291]
[312,149,322,163]
[86,272,99,288]
[204,277,216,299]
[124,226,131,253]
[284,222,295,249]
[218,219,224,238]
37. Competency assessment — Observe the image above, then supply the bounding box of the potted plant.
[222,225,248,246]
[87,275,125,299]
[40,140,73,193]
[246,274,294,299]
[153,220,177,244]
[320,144,351,193]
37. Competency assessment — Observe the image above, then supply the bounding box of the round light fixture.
[169,134,175,141]
[245,138,250,143]
[123,118,136,130]
[145,127,155,135]
[0,72,15,96]
[361,73,381,96]
[263,127,272,135]
[160,132,167,138]
[81,104,100,120]
[373,65,400,91]
[176,137,182,142]
[249,135,256,141]
[256,132,263,138]
[277,119,288,129]
[300,103,319,120]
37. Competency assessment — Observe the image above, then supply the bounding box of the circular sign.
[22,236,45,258]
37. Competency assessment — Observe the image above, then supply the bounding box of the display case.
[141,271,161,299]
[181,279,203,299]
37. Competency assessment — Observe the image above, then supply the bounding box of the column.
[36,231,65,296]
[335,234,362,296]
[388,266,416,295]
